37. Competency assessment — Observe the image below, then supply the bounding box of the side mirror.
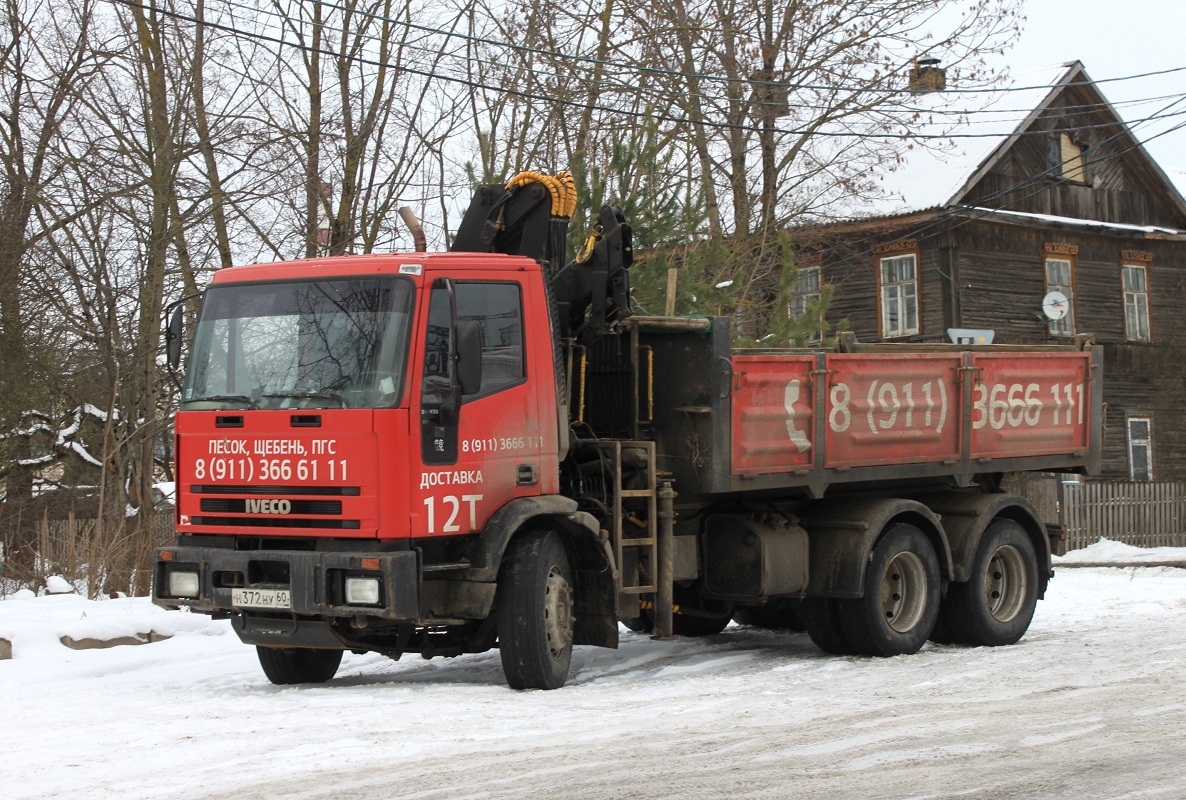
[166,305,184,370]
[455,319,483,396]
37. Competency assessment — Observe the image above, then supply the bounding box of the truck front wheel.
[942,519,1038,646]
[256,646,343,685]
[838,523,940,657]
[496,530,574,690]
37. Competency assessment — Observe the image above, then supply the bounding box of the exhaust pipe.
[398,206,426,252]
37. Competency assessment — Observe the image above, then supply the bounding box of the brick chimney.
[908,58,947,93]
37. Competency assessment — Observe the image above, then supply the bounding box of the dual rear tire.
[803,524,940,658]
[940,519,1039,647]
[802,519,1040,657]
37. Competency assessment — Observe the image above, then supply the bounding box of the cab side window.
[455,282,524,397]
[421,280,454,406]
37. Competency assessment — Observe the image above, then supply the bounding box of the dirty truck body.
[153,175,1101,689]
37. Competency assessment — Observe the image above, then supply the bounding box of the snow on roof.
[848,62,1077,219]
[967,206,1183,236]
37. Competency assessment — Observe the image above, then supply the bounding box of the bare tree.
[0,0,111,578]
[622,0,1023,237]
[209,1,469,256]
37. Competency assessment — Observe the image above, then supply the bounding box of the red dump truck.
[153,173,1100,689]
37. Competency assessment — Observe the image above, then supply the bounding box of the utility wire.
[190,0,1186,97]
[107,0,1186,142]
[199,0,1186,121]
[892,94,1186,245]
[104,0,1186,279]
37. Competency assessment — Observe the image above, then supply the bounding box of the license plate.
[231,588,292,610]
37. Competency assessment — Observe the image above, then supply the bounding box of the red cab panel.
[408,264,559,539]
[175,409,383,539]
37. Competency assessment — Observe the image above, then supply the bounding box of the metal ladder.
[591,439,675,637]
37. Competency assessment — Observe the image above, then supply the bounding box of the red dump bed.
[731,350,1093,475]
[638,319,1101,499]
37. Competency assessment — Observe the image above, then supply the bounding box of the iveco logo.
[246,499,292,515]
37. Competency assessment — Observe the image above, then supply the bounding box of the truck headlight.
[345,577,380,605]
[168,570,201,598]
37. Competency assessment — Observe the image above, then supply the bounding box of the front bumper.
[152,545,420,622]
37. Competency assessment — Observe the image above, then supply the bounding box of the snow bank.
[1054,537,1186,564]
[1,538,1179,659]
[0,588,224,660]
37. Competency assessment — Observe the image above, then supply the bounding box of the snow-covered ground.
[3,540,1186,799]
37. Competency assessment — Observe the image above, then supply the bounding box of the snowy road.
[3,545,1186,799]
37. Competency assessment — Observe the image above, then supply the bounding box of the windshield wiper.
[261,390,346,408]
[183,394,258,409]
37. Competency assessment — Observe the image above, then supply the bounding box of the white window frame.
[788,265,823,344]
[1044,257,1075,337]
[1126,416,1153,481]
[879,253,918,338]
[1122,263,1151,342]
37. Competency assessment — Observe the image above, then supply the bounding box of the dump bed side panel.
[969,352,1092,460]
[636,317,1098,499]
[730,356,815,475]
[725,348,1095,495]
[819,354,963,469]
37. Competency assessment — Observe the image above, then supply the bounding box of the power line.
[909,94,1186,240]
[105,0,1186,142]
[199,0,1186,123]
[197,0,1186,98]
[101,0,1186,263]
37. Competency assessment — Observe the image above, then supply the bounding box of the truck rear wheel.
[942,519,1038,646]
[256,646,343,685]
[800,598,858,655]
[838,523,940,657]
[496,530,574,690]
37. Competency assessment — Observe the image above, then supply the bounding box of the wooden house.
[797,61,1186,482]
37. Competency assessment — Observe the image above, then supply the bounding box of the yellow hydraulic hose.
[505,170,578,218]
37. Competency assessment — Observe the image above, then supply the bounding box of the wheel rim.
[880,551,928,633]
[984,544,1027,623]
[544,565,574,659]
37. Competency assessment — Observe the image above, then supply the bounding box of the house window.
[1049,133,1086,182]
[1127,416,1153,481]
[1044,257,1075,336]
[788,265,823,344]
[1122,264,1151,342]
[880,254,918,338]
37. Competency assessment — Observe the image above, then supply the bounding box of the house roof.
[846,61,1186,228]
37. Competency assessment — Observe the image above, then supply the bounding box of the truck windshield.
[182,277,414,410]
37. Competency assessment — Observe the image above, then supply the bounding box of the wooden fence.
[0,512,176,597]
[1061,481,1186,550]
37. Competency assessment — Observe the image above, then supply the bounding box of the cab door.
[413,275,546,539]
